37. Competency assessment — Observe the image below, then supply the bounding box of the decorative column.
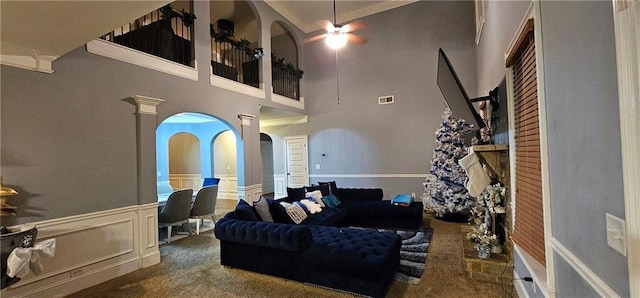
[132,95,163,268]
[237,113,262,203]
[133,95,164,204]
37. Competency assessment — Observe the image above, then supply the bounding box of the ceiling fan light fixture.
[326,27,347,49]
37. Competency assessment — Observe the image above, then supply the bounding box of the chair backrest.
[202,177,220,188]
[191,185,218,217]
[159,189,193,223]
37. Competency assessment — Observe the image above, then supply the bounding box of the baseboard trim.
[513,243,553,298]
[514,271,532,298]
[10,257,139,298]
[141,251,161,268]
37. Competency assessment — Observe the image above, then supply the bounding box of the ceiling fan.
[305,0,368,49]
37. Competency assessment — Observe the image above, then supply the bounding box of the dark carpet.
[68,206,507,297]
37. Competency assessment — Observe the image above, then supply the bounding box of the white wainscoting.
[168,174,202,191]
[550,237,618,297]
[273,174,286,199]
[238,183,262,204]
[167,174,238,200]
[1,204,160,297]
[216,174,238,200]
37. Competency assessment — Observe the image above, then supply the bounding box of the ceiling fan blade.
[347,33,368,45]
[342,20,367,33]
[306,19,333,34]
[304,33,327,44]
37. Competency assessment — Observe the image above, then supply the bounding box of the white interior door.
[285,136,309,188]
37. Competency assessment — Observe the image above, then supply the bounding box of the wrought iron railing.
[100,5,194,67]
[272,68,300,100]
[211,39,260,87]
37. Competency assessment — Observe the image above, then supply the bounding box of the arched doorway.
[271,21,300,99]
[168,132,201,189]
[260,133,274,196]
[156,112,240,201]
[212,130,239,199]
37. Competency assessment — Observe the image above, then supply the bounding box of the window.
[507,19,546,266]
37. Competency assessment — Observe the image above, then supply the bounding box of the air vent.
[378,95,394,105]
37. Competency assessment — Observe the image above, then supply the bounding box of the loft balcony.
[100,3,195,67]
[272,58,301,101]
[94,1,303,102]
[210,31,261,88]
[210,27,302,101]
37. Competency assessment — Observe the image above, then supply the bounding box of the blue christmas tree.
[422,107,475,217]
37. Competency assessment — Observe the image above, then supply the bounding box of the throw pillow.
[294,201,310,213]
[287,187,306,200]
[269,199,292,224]
[284,203,308,224]
[235,199,259,221]
[305,190,324,203]
[254,196,274,222]
[321,194,341,208]
[306,196,326,208]
[279,201,293,208]
[305,184,330,197]
[300,199,322,214]
[318,181,339,198]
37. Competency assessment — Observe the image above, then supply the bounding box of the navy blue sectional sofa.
[214,187,424,297]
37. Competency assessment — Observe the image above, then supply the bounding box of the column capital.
[132,95,164,115]
[238,113,256,126]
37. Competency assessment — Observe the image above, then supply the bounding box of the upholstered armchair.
[158,189,193,243]
[189,185,218,235]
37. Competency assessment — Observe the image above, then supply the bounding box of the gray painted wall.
[260,138,274,194]
[271,31,298,67]
[263,1,477,199]
[539,1,627,296]
[478,0,627,295]
[0,0,304,225]
[476,1,531,96]
[476,1,530,145]
[554,251,601,297]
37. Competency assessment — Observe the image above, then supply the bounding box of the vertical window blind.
[507,19,546,266]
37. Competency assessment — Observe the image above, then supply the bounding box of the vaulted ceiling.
[0,1,171,60]
[0,1,417,63]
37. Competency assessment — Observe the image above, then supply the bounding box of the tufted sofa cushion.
[341,200,424,230]
[234,199,260,221]
[300,207,348,226]
[303,226,401,297]
[306,226,400,278]
[214,214,313,252]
